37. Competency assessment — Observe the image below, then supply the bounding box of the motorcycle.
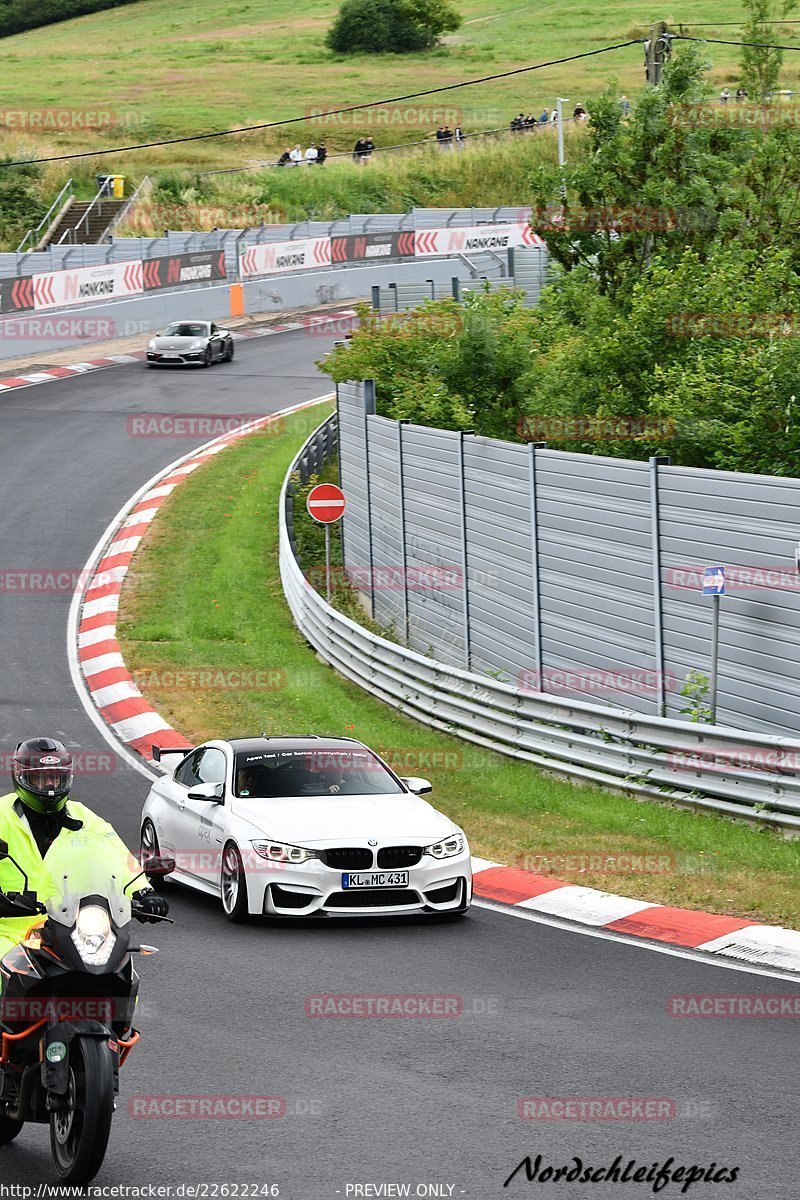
[0,831,174,1183]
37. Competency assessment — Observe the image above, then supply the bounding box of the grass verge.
[117,403,800,927]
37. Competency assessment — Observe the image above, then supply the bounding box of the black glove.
[134,890,170,922]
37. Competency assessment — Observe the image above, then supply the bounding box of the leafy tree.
[325,0,460,55]
[739,0,797,100]
[0,0,136,38]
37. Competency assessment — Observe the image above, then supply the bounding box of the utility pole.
[556,97,568,206]
[645,22,671,86]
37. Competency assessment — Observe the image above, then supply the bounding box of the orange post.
[230,283,245,318]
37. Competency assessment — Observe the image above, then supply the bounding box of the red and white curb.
[72,395,333,762]
[470,857,800,974]
[0,309,357,394]
[67,390,800,976]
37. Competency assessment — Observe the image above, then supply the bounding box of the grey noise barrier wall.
[281,411,800,834]
[337,383,800,744]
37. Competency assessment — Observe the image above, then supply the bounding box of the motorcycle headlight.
[251,840,317,864]
[71,904,116,966]
[424,833,465,860]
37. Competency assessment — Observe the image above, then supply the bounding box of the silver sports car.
[146,320,235,367]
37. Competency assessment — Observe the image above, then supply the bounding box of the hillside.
[0,0,794,181]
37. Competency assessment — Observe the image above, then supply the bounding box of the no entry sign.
[307,483,346,524]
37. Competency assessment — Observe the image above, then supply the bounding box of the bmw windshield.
[233,748,404,798]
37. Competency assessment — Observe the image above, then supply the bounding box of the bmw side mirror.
[143,855,176,878]
[401,776,432,795]
[188,782,225,803]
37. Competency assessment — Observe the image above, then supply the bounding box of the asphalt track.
[0,330,798,1198]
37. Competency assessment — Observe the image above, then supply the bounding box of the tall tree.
[740,0,797,100]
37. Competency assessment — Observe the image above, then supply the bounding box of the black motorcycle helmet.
[12,738,73,815]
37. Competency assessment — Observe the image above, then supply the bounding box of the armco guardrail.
[280,414,800,834]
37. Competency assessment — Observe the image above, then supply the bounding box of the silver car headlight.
[189,339,205,350]
[423,833,465,860]
[148,339,157,350]
[251,840,317,864]
[71,904,116,966]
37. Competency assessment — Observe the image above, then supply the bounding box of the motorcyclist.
[0,737,169,972]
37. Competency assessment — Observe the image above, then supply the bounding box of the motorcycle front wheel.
[50,1038,114,1184]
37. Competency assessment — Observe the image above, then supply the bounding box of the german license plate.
[162,352,180,359]
[342,870,409,889]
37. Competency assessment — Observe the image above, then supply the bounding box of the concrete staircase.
[45,197,127,247]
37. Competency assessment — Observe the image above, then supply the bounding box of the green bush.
[325,0,461,55]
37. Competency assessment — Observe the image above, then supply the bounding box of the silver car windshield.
[233,748,404,798]
[163,323,207,338]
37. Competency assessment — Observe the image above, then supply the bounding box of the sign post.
[306,483,347,602]
[702,566,726,723]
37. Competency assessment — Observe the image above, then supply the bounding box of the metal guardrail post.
[364,380,377,619]
[528,441,547,689]
[650,455,671,717]
[458,431,472,670]
[398,421,410,645]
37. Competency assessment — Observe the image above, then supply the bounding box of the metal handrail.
[56,179,119,246]
[99,174,151,242]
[279,415,800,834]
[16,178,74,252]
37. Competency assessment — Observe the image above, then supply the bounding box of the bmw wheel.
[221,843,249,923]
[140,819,171,892]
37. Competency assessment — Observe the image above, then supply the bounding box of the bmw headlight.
[424,833,465,860]
[251,840,317,864]
[71,904,116,966]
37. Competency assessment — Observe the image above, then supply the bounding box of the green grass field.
[116,404,800,927]
[1,0,795,183]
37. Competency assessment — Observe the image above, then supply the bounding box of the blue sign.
[703,566,726,595]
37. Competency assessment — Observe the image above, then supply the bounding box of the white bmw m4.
[140,735,472,921]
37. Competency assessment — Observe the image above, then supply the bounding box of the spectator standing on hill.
[316,142,328,165]
[364,135,375,160]
[304,144,318,163]
[619,94,630,117]
[353,136,369,163]
[435,125,444,144]
[440,124,454,149]
[720,87,730,104]
[573,103,587,121]
[550,108,559,125]
[736,86,748,101]
[539,108,549,124]
[289,144,303,164]
[276,148,292,166]
[454,123,465,148]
